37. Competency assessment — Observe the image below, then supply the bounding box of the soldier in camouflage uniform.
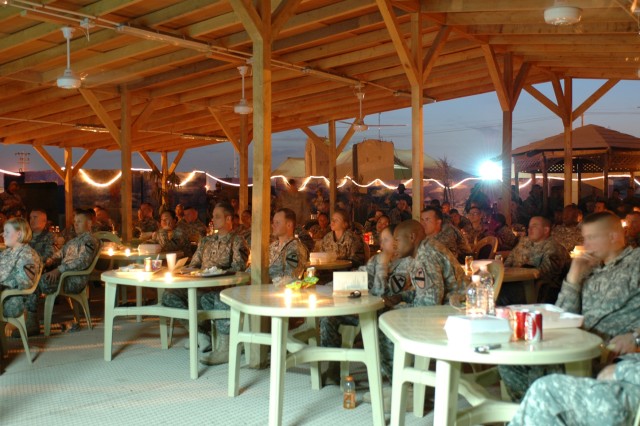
[320,225,412,383]
[501,216,571,305]
[500,212,640,401]
[28,209,55,268]
[262,208,309,284]
[149,210,192,257]
[133,203,159,238]
[0,218,42,326]
[176,205,207,244]
[162,203,248,361]
[510,353,640,426]
[461,207,488,246]
[0,181,26,217]
[551,204,583,251]
[420,207,471,262]
[320,209,365,268]
[488,213,518,251]
[25,210,99,333]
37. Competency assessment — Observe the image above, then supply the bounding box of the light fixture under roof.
[180,133,227,142]
[544,5,582,26]
[234,65,252,115]
[74,124,109,133]
[57,26,81,89]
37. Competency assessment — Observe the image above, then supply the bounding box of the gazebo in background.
[512,124,640,209]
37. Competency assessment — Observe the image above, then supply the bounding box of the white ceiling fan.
[56,26,82,89]
[339,84,405,132]
[234,64,252,115]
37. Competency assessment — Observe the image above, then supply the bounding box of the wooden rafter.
[376,0,419,86]
[337,125,356,155]
[523,85,562,117]
[137,151,160,174]
[422,25,451,82]
[209,108,240,152]
[71,149,96,178]
[300,127,330,156]
[480,45,510,111]
[168,149,186,175]
[79,89,121,146]
[572,79,619,118]
[271,0,303,37]
[33,146,64,180]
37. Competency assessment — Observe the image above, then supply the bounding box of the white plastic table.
[379,305,603,426]
[102,270,250,379]
[306,259,353,271]
[221,285,385,426]
[99,249,181,262]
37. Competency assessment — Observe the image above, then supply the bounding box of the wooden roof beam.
[168,149,186,175]
[79,89,121,147]
[209,108,240,152]
[132,99,159,132]
[376,0,419,86]
[271,0,303,38]
[137,151,160,174]
[481,45,510,111]
[33,145,64,180]
[572,79,620,119]
[71,149,96,178]
[422,25,451,83]
[523,84,561,117]
[300,127,330,156]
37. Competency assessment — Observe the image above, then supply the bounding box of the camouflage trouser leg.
[319,315,359,348]
[39,275,87,295]
[162,288,211,333]
[200,290,229,335]
[510,374,639,426]
[498,363,565,402]
[379,332,395,381]
[2,295,26,318]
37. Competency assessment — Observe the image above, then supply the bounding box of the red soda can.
[515,310,528,340]
[525,311,543,342]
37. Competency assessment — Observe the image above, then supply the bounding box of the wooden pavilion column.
[138,149,186,213]
[541,156,549,215]
[239,114,250,213]
[525,78,619,205]
[33,146,95,229]
[120,88,133,243]
[603,150,610,199]
[160,152,169,208]
[482,49,530,225]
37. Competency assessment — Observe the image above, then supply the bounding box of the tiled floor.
[0,287,444,426]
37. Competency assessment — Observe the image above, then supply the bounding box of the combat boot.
[199,334,230,365]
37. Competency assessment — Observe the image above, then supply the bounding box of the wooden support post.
[410,13,424,218]
[120,89,133,243]
[239,114,250,214]
[64,148,73,229]
[541,156,549,216]
[563,78,574,205]
[328,121,337,218]
[161,151,169,210]
[603,150,610,199]
[502,109,513,224]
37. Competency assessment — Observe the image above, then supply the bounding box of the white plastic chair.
[43,244,101,336]
[0,265,43,363]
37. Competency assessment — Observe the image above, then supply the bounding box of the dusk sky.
[1,79,638,182]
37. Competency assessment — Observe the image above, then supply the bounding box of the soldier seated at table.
[461,207,489,246]
[320,209,365,268]
[551,204,584,252]
[25,209,100,334]
[501,216,571,305]
[320,224,412,385]
[509,352,640,426]
[0,218,42,335]
[371,214,390,246]
[92,206,116,233]
[499,211,640,402]
[420,207,471,263]
[28,208,55,269]
[488,213,519,251]
[133,202,159,239]
[162,202,248,357]
[176,205,207,244]
[236,209,252,243]
[149,210,192,257]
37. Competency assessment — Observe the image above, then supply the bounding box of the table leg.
[390,345,412,426]
[104,282,117,361]
[188,288,198,380]
[228,308,242,397]
[413,355,431,418]
[269,316,288,426]
[136,286,142,322]
[159,316,169,350]
[359,311,385,426]
[523,280,536,304]
[566,359,592,377]
[433,359,461,426]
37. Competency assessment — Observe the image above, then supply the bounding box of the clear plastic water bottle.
[343,375,356,409]
[466,275,481,316]
[478,266,495,315]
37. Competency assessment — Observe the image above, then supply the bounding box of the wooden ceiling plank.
[79,89,121,146]
[137,151,160,174]
[229,0,264,41]
[209,107,240,152]
[272,0,303,37]
[523,84,561,117]
[71,149,96,177]
[480,45,510,111]
[422,25,451,82]
[132,99,159,132]
[572,79,620,118]
[134,0,217,27]
[168,149,186,175]
[376,0,419,86]
[33,145,64,179]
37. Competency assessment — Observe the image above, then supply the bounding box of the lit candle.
[164,272,173,283]
[136,271,144,282]
[622,220,628,228]
[125,248,131,257]
[308,293,317,309]
[107,247,114,256]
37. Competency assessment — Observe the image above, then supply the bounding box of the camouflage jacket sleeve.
[229,234,249,272]
[274,239,308,279]
[409,241,446,307]
[58,234,99,273]
[0,246,41,290]
[555,279,583,314]
[614,353,640,386]
[189,237,206,268]
[349,232,365,269]
[361,254,389,297]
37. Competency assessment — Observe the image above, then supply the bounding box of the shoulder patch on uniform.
[413,268,426,288]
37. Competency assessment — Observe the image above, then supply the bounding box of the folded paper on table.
[138,244,161,255]
[309,252,337,264]
[444,315,512,346]
[508,303,584,329]
[332,271,368,297]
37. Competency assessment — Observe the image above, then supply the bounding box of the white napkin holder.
[332,271,368,297]
[444,315,512,346]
